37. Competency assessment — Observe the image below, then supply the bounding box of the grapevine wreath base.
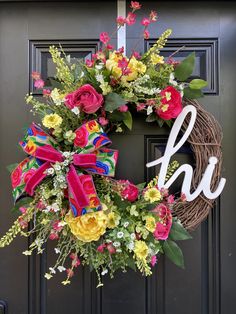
[174,99,223,230]
[0,1,225,286]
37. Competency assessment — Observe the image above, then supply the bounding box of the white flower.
[169,73,178,86]
[51,203,60,212]
[56,175,66,183]
[46,167,55,175]
[116,248,122,253]
[44,273,53,280]
[62,151,70,158]
[35,238,43,247]
[123,221,129,228]
[95,74,104,83]
[58,221,67,227]
[147,106,153,115]
[71,107,80,116]
[130,233,136,240]
[49,267,56,274]
[54,248,61,254]
[54,164,61,171]
[117,231,124,239]
[22,250,32,256]
[127,241,134,250]
[57,266,66,272]
[44,205,51,213]
[113,241,121,247]
[101,269,108,276]
[63,160,70,166]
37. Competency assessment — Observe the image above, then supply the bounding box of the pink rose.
[152,204,172,240]
[156,86,182,120]
[74,125,89,147]
[130,1,142,10]
[65,84,104,114]
[11,166,22,188]
[119,180,139,202]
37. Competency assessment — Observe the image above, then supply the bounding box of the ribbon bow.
[11,120,118,216]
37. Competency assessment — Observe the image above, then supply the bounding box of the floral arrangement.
[0,1,208,287]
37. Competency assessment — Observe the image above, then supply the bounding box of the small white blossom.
[56,175,66,183]
[169,73,178,86]
[127,241,135,250]
[46,167,55,175]
[57,266,66,272]
[44,273,53,280]
[123,221,129,228]
[22,250,32,256]
[113,241,121,247]
[117,231,124,239]
[49,267,56,274]
[62,151,70,158]
[130,233,136,240]
[51,203,60,212]
[95,74,104,83]
[71,107,80,116]
[58,221,67,227]
[147,106,153,115]
[54,164,61,171]
[101,269,108,276]
[116,248,122,253]
[54,248,60,254]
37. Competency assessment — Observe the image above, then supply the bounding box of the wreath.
[0,1,224,287]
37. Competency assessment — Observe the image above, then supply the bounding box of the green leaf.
[189,79,208,90]
[6,163,18,173]
[127,257,137,271]
[157,118,164,128]
[136,182,146,190]
[163,239,185,269]
[123,111,133,130]
[11,197,34,213]
[146,113,157,123]
[184,87,203,99]
[104,93,126,112]
[169,221,192,241]
[48,77,63,90]
[175,52,195,81]
[108,110,126,122]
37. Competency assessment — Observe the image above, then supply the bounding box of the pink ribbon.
[24,144,97,209]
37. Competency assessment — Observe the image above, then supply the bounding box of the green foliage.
[169,221,192,241]
[175,52,195,81]
[163,239,185,268]
[6,163,18,173]
[11,197,34,213]
[123,111,133,130]
[104,93,126,112]
[189,78,208,90]
[184,87,203,99]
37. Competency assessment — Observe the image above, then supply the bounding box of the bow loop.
[11,120,118,217]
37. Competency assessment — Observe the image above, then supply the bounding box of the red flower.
[97,243,106,253]
[43,89,51,97]
[152,204,172,240]
[107,243,116,254]
[74,125,88,147]
[116,16,126,26]
[143,29,150,39]
[85,59,94,68]
[156,86,182,120]
[119,180,139,202]
[52,220,63,232]
[126,12,136,25]
[130,1,142,10]
[65,84,104,114]
[11,166,22,188]
[49,232,59,240]
[149,10,158,22]
[100,32,110,44]
[34,79,44,89]
[141,18,150,26]
[31,71,41,80]
[118,104,128,112]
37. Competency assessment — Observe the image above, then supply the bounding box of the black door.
[0,1,235,314]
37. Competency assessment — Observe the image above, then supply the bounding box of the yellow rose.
[145,216,156,232]
[42,113,62,129]
[65,211,107,242]
[107,212,120,229]
[134,240,148,260]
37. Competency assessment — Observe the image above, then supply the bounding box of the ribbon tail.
[25,161,51,196]
[67,165,90,216]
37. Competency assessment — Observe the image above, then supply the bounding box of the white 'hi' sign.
[146,105,226,201]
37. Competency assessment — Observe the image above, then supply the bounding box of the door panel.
[0,1,235,314]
